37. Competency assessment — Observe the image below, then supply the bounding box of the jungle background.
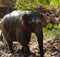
[0,0,60,57]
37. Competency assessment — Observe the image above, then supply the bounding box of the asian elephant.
[1,10,48,57]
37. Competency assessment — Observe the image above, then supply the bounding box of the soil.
[0,37,60,57]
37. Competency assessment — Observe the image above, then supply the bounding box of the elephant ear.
[22,14,29,25]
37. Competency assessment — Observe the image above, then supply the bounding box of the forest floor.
[0,36,60,57]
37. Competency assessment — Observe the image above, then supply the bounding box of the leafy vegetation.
[15,0,60,10]
[15,0,40,10]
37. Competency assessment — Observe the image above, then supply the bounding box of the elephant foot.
[23,51,36,57]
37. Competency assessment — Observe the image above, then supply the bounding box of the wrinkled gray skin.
[1,10,47,57]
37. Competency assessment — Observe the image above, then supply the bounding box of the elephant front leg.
[35,30,44,57]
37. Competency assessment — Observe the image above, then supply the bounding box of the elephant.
[1,10,48,57]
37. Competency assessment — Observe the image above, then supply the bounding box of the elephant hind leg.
[7,39,14,53]
[2,28,14,53]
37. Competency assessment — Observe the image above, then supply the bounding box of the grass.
[31,29,60,39]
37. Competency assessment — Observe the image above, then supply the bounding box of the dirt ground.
[0,37,60,57]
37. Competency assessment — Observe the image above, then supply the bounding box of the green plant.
[15,0,39,10]
[46,23,53,30]
[15,0,60,10]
